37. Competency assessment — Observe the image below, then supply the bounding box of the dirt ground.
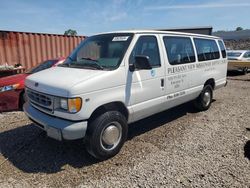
[0,71,250,187]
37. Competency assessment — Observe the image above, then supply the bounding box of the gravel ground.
[0,72,250,187]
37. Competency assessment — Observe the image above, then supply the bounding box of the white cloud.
[145,2,250,10]
[108,12,128,22]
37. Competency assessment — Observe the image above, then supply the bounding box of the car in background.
[0,58,65,112]
[227,50,250,74]
[227,50,250,61]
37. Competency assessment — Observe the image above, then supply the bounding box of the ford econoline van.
[24,30,228,159]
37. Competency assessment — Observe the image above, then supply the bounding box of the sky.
[0,0,249,36]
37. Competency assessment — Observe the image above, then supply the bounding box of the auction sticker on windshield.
[112,36,130,41]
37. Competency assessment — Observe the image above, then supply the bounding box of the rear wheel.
[194,85,213,111]
[242,67,248,75]
[86,111,128,160]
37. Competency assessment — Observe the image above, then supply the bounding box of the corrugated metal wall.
[0,30,85,69]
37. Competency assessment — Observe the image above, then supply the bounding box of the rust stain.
[0,30,85,69]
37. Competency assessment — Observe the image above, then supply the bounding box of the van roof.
[95,30,221,40]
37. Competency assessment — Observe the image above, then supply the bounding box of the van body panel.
[25,67,106,97]
[125,34,166,122]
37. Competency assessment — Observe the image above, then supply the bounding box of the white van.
[24,30,228,159]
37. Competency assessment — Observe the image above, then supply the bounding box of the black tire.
[19,92,26,110]
[86,111,128,160]
[242,67,248,75]
[194,85,213,111]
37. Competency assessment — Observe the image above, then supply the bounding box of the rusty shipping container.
[0,30,85,70]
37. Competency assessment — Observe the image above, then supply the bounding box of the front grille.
[28,91,51,106]
[26,88,54,113]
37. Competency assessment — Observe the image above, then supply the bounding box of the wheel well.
[18,91,25,109]
[204,79,215,90]
[89,102,129,122]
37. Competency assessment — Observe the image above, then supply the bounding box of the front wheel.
[86,111,128,160]
[194,85,213,111]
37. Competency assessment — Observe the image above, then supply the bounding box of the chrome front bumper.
[23,103,88,141]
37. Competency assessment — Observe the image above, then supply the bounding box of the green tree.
[64,29,77,36]
[236,27,243,31]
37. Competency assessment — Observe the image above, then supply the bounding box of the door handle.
[161,78,164,87]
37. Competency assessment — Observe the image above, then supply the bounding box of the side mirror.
[129,55,152,72]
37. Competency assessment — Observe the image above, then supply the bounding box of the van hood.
[25,67,106,97]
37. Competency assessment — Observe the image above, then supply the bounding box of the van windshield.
[60,33,134,70]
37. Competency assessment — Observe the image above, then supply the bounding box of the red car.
[0,58,65,112]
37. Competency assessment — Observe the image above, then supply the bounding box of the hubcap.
[101,122,122,151]
[203,91,211,106]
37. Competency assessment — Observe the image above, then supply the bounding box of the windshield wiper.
[81,62,104,70]
[58,63,70,67]
[64,62,104,70]
[60,57,104,70]
[80,57,98,62]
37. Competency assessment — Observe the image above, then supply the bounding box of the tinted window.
[28,60,57,74]
[163,36,195,65]
[243,52,250,58]
[129,36,161,67]
[218,40,226,58]
[194,38,220,61]
[227,52,242,57]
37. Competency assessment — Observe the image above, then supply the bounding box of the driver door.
[127,35,166,122]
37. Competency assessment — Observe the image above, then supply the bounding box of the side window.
[218,40,227,58]
[243,52,248,58]
[129,36,161,67]
[194,38,220,61]
[243,52,250,58]
[163,36,195,65]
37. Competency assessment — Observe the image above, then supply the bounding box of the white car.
[227,50,250,74]
[227,50,250,61]
[24,30,228,160]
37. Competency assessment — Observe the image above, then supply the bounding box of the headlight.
[60,98,68,110]
[0,84,20,92]
[56,97,82,113]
